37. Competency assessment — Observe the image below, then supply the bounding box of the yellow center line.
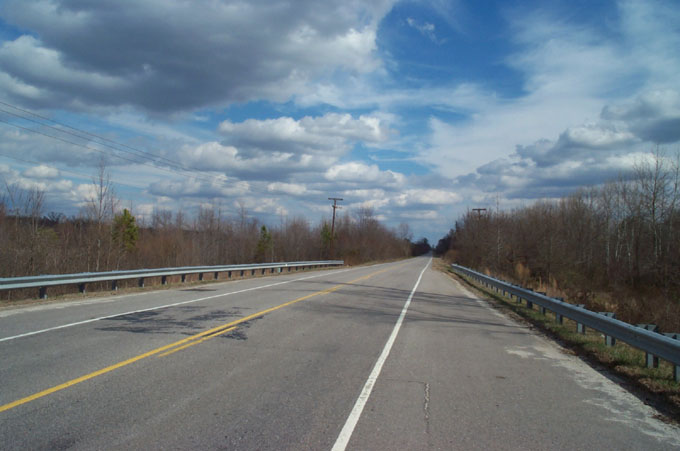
[0,263,404,414]
[158,326,237,358]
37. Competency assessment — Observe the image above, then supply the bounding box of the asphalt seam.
[331,257,432,451]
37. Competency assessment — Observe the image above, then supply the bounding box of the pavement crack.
[423,381,431,435]
[404,379,432,447]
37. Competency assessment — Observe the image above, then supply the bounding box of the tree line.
[1,169,421,289]
[437,152,680,332]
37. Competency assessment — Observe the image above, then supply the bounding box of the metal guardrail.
[451,264,680,380]
[0,260,344,299]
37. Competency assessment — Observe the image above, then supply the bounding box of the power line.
[0,100,193,172]
[0,114,234,189]
[0,102,227,186]
[0,151,148,190]
[0,100,311,203]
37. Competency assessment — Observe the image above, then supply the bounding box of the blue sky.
[0,0,679,243]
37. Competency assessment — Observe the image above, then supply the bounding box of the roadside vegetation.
[0,167,427,300]
[434,151,680,418]
[436,151,680,333]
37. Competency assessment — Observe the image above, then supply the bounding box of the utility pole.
[472,208,487,217]
[328,197,343,258]
[496,194,501,268]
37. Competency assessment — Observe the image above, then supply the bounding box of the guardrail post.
[525,289,534,309]
[199,273,204,281]
[162,276,167,285]
[181,274,186,283]
[228,271,232,279]
[599,312,617,346]
[554,298,564,324]
[79,283,86,294]
[111,280,118,291]
[138,277,145,288]
[39,287,47,299]
[636,325,659,368]
[251,269,255,276]
[539,305,546,315]
[576,305,586,334]
[262,269,266,275]
[214,271,219,280]
[663,333,679,382]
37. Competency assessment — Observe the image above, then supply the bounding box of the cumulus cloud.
[218,113,390,158]
[148,175,250,199]
[394,189,461,206]
[325,161,404,186]
[420,0,680,204]
[464,87,680,200]
[602,89,680,143]
[267,182,308,196]
[23,164,60,179]
[179,141,335,179]
[0,0,394,112]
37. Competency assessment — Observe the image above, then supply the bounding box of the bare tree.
[84,159,117,271]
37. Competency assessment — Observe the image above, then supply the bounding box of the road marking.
[0,268,358,343]
[332,257,431,451]
[0,263,398,414]
[159,326,237,357]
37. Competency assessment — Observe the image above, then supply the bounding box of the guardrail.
[451,263,680,382]
[0,260,344,299]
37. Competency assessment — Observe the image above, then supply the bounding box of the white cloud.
[148,174,250,199]
[0,0,395,112]
[180,141,335,178]
[219,113,390,157]
[22,164,60,179]
[394,189,462,206]
[325,161,404,186]
[419,0,680,202]
[267,182,308,196]
[406,17,441,44]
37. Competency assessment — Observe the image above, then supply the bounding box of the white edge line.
[0,267,360,343]
[449,272,511,321]
[331,257,431,451]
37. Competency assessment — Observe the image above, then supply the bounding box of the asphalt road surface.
[1,257,679,450]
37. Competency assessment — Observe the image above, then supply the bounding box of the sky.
[0,0,679,243]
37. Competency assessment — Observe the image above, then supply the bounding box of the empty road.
[1,257,679,449]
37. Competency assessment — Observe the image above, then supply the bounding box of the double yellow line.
[0,264,398,414]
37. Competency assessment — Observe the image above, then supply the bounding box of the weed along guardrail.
[450,263,680,383]
[0,260,344,300]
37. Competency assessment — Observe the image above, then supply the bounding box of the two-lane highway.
[1,257,679,449]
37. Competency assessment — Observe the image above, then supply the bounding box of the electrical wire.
[0,151,148,190]
[0,100,198,172]
[0,100,276,199]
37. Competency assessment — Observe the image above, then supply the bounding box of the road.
[1,257,679,450]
